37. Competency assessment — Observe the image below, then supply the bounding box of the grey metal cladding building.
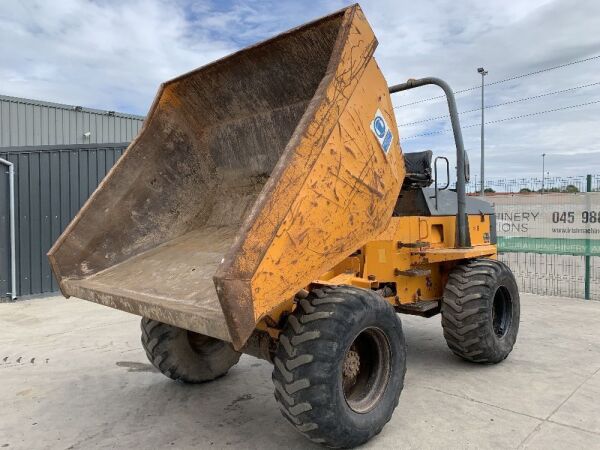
[0,95,144,299]
[0,94,144,147]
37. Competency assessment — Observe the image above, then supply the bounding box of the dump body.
[48,5,406,349]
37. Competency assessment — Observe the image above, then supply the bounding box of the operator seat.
[402,150,433,190]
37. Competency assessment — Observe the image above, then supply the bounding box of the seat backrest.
[402,150,433,189]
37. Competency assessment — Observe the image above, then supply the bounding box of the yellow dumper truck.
[48,4,519,447]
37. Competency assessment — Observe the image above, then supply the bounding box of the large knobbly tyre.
[272,286,406,448]
[141,318,241,383]
[441,258,520,364]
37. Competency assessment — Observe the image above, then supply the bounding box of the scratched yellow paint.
[312,214,496,307]
[219,4,497,340]
[246,7,405,320]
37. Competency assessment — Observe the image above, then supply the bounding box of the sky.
[1,0,600,180]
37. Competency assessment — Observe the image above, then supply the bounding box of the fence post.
[585,174,592,300]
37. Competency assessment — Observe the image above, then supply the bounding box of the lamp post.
[477,67,488,196]
[541,153,546,194]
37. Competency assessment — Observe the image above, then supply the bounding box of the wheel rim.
[492,286,513,338]
[342,327,391,414]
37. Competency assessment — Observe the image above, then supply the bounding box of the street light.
[477,67,488,196]
[541,154,547,194]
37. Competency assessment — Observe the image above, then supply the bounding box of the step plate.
[395,299,441,318]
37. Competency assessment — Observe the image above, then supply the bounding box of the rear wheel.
[441,259,520,364]
[141,318,240,383]
[272,286,406,448]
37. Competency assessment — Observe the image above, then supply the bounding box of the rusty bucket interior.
[48,5,406,349]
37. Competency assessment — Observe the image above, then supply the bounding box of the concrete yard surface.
[1,293,600,449]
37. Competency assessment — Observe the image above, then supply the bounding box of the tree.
[484,187,495,193]
[563,184,579,193]
[519,188,532,193]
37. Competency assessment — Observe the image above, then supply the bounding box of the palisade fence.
[464,175,600,300]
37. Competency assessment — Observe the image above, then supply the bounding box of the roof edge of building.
[0,94,145,120]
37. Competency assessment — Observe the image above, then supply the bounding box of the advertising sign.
[490,193,600,256]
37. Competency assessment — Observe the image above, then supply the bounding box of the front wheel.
[272,286,406,448]
[441,259,520,364]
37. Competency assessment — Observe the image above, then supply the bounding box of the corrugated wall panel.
[0,143,127,298]
[41,107,49,146]
[0,95,144,148]
[49,151,61,292]
[18,103,26,145]
[29,152,42,295]
[40,153,53,292]
[1,102,9,146]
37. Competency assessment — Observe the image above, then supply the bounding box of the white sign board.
[489,193,600,255]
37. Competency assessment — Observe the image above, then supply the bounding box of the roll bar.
[389,78,471,248]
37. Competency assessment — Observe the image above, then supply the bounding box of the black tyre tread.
[272,286,406,448]
[140,318,240,383]
[441,258,519,364]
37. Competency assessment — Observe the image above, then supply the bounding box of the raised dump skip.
[48,5,406,349]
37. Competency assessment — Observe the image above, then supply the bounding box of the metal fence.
[0,143,126,298]
[498,253,600,300]
[465,175,600,194]
[473,175,600,301]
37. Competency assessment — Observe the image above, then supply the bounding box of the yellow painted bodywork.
[220,6,406,339]
[249,58,404,318]
[48,4,409,349]
[47,2,498,349]
[314,214,496,306]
